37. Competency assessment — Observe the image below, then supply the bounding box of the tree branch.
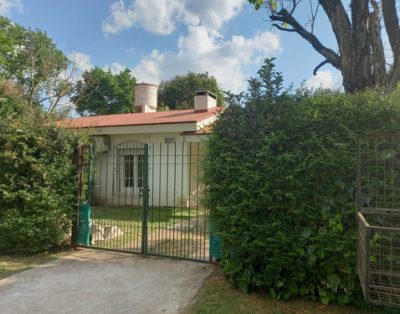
[272,23,296,32]
[270,9,341,69]
[382,0,400,91]
[309,1,320,34]
[289,0,302,15]
[318,0,352,55]
[313,60,329,75]
[382,0,400,54]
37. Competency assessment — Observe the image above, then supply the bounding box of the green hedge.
[203,89,400,305]
[0,112,79,253]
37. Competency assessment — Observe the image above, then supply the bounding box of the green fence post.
[87,144,93,206]
[77,203,91,246]
[77,145,92,246]
[209,213,222,260]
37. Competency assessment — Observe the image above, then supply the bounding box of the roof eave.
[81,122,199,135]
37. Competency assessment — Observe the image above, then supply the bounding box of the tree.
[0,16,69,108]
[0,79,25,118]
[248,0,400,93]
[158,72,224,109]
[224,58,287,107]
[72,67,136,116]
[0,61,82,254]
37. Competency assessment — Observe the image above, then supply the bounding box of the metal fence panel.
[357,134,400,308]
[77,139,210,262]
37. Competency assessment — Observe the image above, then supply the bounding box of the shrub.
[203,62,400,305]
[0,105,80,253]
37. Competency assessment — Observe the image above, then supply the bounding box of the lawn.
[93,205,196,225]
[0,251,69,279]
[89,205,208,257]
[185,268,380,314]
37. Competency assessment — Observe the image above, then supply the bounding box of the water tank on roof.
[135,83,158,113]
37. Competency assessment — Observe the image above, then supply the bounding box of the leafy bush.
[0,100,80,253]
[203,60,400,305]
[0,18,81,253]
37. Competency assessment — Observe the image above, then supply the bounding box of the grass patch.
[90,206,207,251]
[0,250,70,279]
[93,206,196,225]
[185,268,378,314]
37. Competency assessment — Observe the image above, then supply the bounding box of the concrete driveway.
[0,249,214,314]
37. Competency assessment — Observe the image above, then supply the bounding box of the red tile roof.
[180,126,213,136]
[58,107,221,129]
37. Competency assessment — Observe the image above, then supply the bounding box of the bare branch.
[313,60,330,75]
[289,0,302,15]
[270,9,341,69]
[309,1,320,34]
[46,61,78,114]
[272,23,296,32]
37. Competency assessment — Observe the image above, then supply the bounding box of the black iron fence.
[76,140,210,262]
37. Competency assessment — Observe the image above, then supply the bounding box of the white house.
[62,83,221,208]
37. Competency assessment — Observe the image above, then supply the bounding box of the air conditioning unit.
[93,135,110,152]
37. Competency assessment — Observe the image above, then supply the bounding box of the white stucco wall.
[91,132,205,208]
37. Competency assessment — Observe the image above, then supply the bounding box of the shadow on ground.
[0,249,213,314]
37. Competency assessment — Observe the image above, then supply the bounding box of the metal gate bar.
[77,140,210,262]
[145,142,209,262]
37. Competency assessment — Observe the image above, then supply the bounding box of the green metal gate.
[76,140,211,262]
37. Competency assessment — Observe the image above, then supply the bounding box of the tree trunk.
[341,0,386,92]
[265,0,400,93]
[347,0,370,92]
[382,0,400,92]
[369,1,386,87]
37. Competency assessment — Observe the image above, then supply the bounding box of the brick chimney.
[194,91,217,112]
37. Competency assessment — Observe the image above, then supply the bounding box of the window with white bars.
[117,149,144,195]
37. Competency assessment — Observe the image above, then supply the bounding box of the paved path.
[0,249,213,314]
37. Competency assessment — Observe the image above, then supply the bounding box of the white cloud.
[0,0,23,15]
[102,0,186,35]
[68,52,93,72]
[103,62,128,74]
[134,50,164,83]
[186,0,244,31]
[103,0,279,93]
[102,0,245,35]
[305,70,342,90]
[133,26,280,93]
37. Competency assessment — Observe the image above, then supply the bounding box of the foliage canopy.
[0,81,81,253]
[0,16,69,109]
[158,72,224,109]
[72,67,136,116]
[204,59,400,305]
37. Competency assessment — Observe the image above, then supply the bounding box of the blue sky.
[2,0,343,93]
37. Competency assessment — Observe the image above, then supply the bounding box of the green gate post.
[87,145,94,206]
[142,143,149,255]
[209,215,222,260]
[77,145,93,246]
[77,203,91,245]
